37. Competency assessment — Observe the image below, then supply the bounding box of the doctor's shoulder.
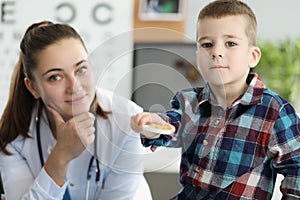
[95,88,143,116]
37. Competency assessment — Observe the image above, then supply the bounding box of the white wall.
[185,0,300,41]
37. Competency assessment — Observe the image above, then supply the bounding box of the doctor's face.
[29,38,95,119]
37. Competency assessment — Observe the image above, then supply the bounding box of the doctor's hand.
[131,112,175,139]
[44,106,95,186]
[48,106,96,161]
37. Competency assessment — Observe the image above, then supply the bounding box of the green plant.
[254,38,300,106]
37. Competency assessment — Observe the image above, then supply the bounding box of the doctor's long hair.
[0,21,109,155]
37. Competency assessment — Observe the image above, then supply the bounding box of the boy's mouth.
[210,65,228,69]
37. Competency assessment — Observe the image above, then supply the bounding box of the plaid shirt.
[143,73,300,200]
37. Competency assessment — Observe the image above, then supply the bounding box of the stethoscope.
[36,108,101,200]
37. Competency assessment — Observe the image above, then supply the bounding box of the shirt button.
[194,166,201,173]
[203,139,208,146]
[214,119,220,126]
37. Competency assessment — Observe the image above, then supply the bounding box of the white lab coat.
[0,88,152,200]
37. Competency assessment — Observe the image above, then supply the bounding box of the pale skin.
[24,38,96,186]
[196,15,261,108]
[131,15,261,139]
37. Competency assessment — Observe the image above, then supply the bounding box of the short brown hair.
[198,0,257,45]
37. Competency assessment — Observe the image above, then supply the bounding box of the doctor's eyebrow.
[42,59,88,76]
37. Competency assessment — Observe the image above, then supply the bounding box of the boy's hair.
[198,0,257,46]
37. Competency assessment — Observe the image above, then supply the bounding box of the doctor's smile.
[66,95,86,105]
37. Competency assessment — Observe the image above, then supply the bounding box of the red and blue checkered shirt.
[143,73,300,199]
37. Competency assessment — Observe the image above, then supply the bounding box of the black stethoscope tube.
[36,115,44,168]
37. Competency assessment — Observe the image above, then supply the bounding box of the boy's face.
[196,15,260,87]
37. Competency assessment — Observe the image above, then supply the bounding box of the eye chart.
[0,0,134,115]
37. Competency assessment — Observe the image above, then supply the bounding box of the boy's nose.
[211,45,224,59]
[212,53,223,58]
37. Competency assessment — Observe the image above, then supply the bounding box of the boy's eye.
[226,41,236,47]
[49,75,61,82]
[201,42,213,48]
[77,66,87,75]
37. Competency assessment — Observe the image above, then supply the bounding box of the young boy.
[131,0,300,199]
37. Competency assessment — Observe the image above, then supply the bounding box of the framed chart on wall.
[138,0,185,21]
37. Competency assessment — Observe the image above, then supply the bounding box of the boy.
[131,0,300,199]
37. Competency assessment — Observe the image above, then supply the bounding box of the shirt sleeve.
[142,91,184,149]
[0,143,67,200]
[269,103,300,198]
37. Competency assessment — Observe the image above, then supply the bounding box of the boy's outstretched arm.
[131,112,175,138]
[131,112,175,151]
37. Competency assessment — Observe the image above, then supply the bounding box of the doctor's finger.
[74,115,95,130]
[78,126,95,139]
[78,130,95,147]
[73,112,95,124]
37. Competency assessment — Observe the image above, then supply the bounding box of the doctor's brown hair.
[0,21,109,155]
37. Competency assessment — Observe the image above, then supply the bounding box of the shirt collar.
[197,73,265,108]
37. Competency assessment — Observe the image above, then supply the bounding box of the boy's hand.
[130,112,175,139]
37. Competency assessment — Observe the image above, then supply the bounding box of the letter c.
[92,3,113,25]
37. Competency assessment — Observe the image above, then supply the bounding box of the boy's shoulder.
[177,87,204,94]
[177,85,290,107]
[175,87,204,99]
[262,88,289,105]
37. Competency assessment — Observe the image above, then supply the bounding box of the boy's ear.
[24,77,41,99]
[249,46,261,68]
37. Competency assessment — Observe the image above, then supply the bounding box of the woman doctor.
[0,21,151,200]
